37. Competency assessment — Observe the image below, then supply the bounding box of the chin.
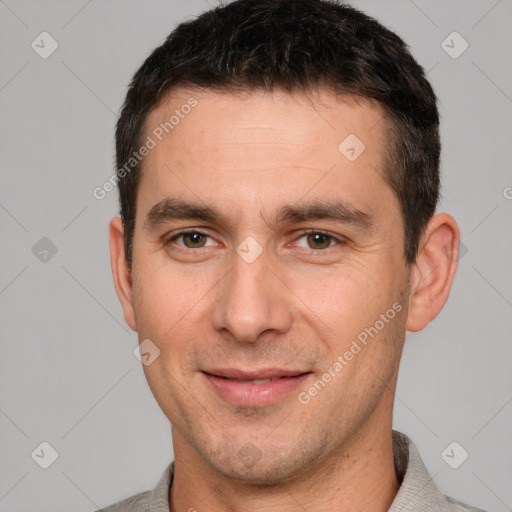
[197,436,326,487]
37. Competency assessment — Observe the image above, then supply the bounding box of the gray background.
[0,0,511,510]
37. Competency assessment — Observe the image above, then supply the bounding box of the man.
[101,0,485,510]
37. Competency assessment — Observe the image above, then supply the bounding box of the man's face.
[126,88,411,483]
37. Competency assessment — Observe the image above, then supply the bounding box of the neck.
[169,406,399,512]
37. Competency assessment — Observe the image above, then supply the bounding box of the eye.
[165,229,345,254]
[293,230,344,250]
[167,230,217,249]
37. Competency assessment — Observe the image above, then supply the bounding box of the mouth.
[202,368,313,406]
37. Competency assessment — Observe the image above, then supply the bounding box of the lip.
[203,368,308,380]
[202,369,313,407]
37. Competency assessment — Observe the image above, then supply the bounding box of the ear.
[406,213,460,332]
[109,216,137,331]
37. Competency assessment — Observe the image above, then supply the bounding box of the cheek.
[131,258,205,333]
[290,263,398,341]
[131,261,217,382]
[132,265,205,405]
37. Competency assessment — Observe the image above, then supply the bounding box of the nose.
[210,246,293,344]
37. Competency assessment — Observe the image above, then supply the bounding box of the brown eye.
[306,232,333,249]
[167,230,216,250]
[290,230,346,253]
[181,232,208,248]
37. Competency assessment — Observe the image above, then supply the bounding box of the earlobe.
[406,213,460,332]
[109,216,137,331]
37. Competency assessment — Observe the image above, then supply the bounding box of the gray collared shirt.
[97,431,486,512]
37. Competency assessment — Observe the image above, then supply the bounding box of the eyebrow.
[144,197,373,232]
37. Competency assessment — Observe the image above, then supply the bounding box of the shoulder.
[441,495,488,512]
[95,461,174,512]
[391,431,487,512]
[95,490,151,512]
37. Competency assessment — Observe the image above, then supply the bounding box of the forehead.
[138,87,393,222]
[145,87,386,158]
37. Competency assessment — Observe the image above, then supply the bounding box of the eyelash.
[164,228,346,253]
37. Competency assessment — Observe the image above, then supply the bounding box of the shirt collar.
[148,460,174,512]
[388,430,446,511]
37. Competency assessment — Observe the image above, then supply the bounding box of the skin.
[110,87,460,512]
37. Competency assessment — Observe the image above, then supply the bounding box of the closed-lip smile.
[202,368,313,406]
